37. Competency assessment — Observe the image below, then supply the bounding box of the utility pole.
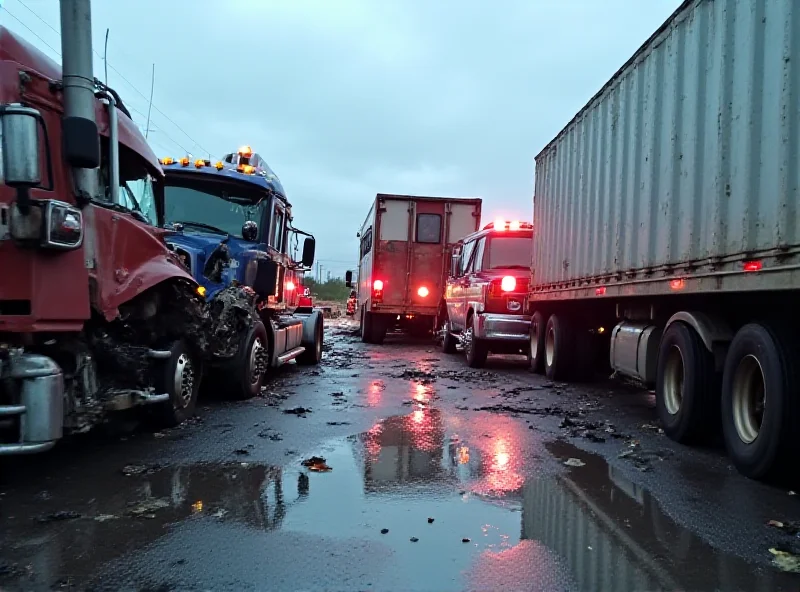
[145,63,155,139]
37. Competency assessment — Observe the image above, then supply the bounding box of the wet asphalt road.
[1,319,800,592]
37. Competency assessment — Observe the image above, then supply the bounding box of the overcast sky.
[3,0,680,277]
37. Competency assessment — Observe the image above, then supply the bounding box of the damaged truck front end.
[159,146,322,400]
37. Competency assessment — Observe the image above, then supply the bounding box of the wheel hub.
[545,326,555,367]
[663,345,684,415]
[173,353,194,408]
[731,354,765,444]
[250,337,268,384]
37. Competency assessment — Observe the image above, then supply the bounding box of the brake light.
[417,286,429,298]
[501,276,516,292]
[372,279,384,303]
[286,281,296,290]
[743,260,762,272]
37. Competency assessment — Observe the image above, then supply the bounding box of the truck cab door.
[450,239,476,331]
[464,237,486,311]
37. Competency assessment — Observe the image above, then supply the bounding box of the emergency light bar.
[483,220,533,231]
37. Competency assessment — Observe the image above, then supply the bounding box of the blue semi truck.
[148,146,323,400]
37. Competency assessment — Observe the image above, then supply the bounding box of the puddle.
[1,409,797,591]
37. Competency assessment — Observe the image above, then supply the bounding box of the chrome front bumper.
[0,353,64,455]
[473,313,531,341]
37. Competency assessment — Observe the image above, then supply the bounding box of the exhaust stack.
[59,0,100,202]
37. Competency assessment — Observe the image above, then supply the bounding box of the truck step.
[276,346,305,366]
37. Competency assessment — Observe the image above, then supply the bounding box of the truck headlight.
[9,199,83,250]
[44,201,82,248]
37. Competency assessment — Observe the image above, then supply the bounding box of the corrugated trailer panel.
[532,0,800,291]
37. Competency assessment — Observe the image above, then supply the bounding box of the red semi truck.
[346,194,481,344]
[0,5,252,455]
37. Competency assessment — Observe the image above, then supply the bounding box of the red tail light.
[743,260,762,272]
[372,279,384,303]
[417,286,429,297]
[500,276,516,292]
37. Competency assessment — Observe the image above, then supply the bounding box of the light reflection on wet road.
[1,321,799,591]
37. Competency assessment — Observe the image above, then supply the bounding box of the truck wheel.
[465,316,488,368]
[361,307,374,344]
[228,321,269,400]
[543,314,575,381]
[441,318,458,354]
[529,311,546,374]
[721,323,799,479]
[370,314,387,345]
[298,314,324,365]
[655,322,719,444]
[152,340,200,428]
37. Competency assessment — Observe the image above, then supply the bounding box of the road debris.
[37,510,81,523]
[767,520,800,536]
[301,456,332,472]
[284,407,312,416]
[427,517,435,524]
[381,528,389,534]
[564,458,586,467]
[126,498,170,518]
[462,538,471,543]
[121,464,162,476]
[410,537,419,542]
[769,548,800,573]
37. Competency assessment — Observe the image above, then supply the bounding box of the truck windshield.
[163,183,268,238]
[485,235,532,269]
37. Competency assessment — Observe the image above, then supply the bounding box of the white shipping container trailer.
[527,0,800,480]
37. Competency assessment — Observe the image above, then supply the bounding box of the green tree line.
[304,277,351,301]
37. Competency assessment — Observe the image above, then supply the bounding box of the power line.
[2,8,61,57]
[13,0,207,155]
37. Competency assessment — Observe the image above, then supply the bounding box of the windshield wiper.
[172,221,229,235]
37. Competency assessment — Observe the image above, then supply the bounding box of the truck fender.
[91,207,197,321]
[663,311,734,371]
[300,309,323,346]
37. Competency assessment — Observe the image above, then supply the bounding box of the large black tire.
[441,317,458,354]
[360,307,373,344]
[465,315,488,368]
[721,323,799,480]
[655,322,719,444]
[529,311,546,374]
[152,339,200,427]
[298,315,323,365]
[371,315,387,344]
[225,321,268,400]
[543,314,574,381]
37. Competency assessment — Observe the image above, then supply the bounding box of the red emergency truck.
[346,194,481,344]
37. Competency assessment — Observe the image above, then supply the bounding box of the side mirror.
[1,105,42,188]
[62,114,100,169]
[345,270,353,288]
[242,220,258,241]
[248,259,279,298]
[301,237,315,267]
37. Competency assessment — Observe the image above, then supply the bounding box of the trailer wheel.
[298,314,323,365]
[226,321,269,400]
[529,311,546,374]
[152,340,200,427]
[721,323,799,479]
[656,322,719,444]
[465,315,488,368]
[543,314,575,381]
[441,318,458,354]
